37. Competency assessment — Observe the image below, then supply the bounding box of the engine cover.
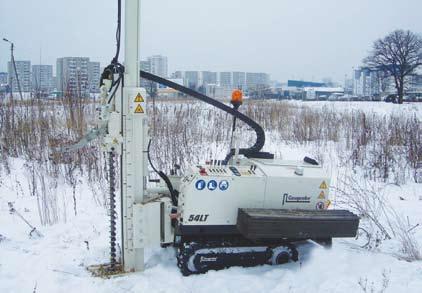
[177,158,331,234]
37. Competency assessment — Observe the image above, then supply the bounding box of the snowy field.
[289,100,422,115]
[1,101,421,293]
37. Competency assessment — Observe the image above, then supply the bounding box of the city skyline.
[2,52,421,98]
[1,55,276,95]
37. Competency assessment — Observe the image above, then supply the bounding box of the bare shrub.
[0,96,420,226]
[335,175,393,242]
[0,93,105,225]
[335,173,421,260]
[390,212,421,261]
[242,101,420,184]
[358,270,390,293]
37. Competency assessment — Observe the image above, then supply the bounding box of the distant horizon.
[4,56,340,84]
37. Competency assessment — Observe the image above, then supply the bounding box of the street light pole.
[3,38,13,100]
[3,38,24,101]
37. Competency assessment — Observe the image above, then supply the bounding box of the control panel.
[196,164,260,177]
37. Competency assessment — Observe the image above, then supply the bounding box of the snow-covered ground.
[288,100,422,116]
[1,101,421,293]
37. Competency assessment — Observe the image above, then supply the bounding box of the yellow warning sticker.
[134,104,144,113]
[319,181,328,189]
[134,93,144,103]
[318,191,325,199]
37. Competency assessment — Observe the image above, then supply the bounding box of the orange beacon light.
[231,89,243,109]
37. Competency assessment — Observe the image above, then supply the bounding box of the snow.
[286,100,422,116]
[1,101,421,293]
[2,179,421,293]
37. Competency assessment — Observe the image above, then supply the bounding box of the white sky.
[1,0,421,82]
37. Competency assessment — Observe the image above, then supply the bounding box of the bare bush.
[391,212,421,261]
[358,270,390,293]
[335,174,421,260]
[0,97,420,227]
[335,175,393,243]
[244,101,420,184]
[0,95,106,225]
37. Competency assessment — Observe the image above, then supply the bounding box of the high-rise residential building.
[51,76,57,91]
[170,70,270,93]
[201,71,217,86]
[140,60,151,88]
[32,64,53,94]
[0,72,7,85]
[353,67,380,97]
[148,55,168,78]
[0,72,7,93]
[344,77,354,95]
[185,71,200,89]
[219,72,232,88]
[232,72,246,90]
[205,84,232,99]
[246,72,270,91]
[140,56,167,89]
[170,71,217,87]
[140,60,151,73]
[88,61,101,93]
[8,60,31,92]
[56,57,101,97]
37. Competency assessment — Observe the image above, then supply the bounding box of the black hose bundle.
[139,71,273,164]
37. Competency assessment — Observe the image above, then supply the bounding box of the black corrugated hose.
[139,70,273,164]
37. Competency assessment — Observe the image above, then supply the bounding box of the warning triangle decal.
[134,104,144,113]
[319,181,328,189]
[134,93,144,103]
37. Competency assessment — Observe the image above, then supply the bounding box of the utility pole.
[3,38,24,101]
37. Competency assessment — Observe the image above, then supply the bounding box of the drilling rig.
[63,0,359,276]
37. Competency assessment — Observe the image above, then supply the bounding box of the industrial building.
[303,87,344,100]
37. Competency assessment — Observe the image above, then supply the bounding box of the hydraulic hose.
[140,71,271,163]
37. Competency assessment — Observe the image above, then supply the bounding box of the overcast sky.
[1,0,421,82]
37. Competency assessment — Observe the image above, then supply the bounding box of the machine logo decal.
[282,193,311,205]
[195,180,206,190]
[219,180,229,191]
[188,214,209,222]
[207,180,218,191]
[316,202,325,210]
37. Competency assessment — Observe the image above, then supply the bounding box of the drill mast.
[120,0,147,272]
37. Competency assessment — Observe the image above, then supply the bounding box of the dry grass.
[0,96,420,226]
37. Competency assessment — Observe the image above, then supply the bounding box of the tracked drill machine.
[63,0,359,276]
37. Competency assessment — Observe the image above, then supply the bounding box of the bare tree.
[364,30,422,104]
[374,70,391,94]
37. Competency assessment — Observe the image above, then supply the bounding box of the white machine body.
[177,158,330,228]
